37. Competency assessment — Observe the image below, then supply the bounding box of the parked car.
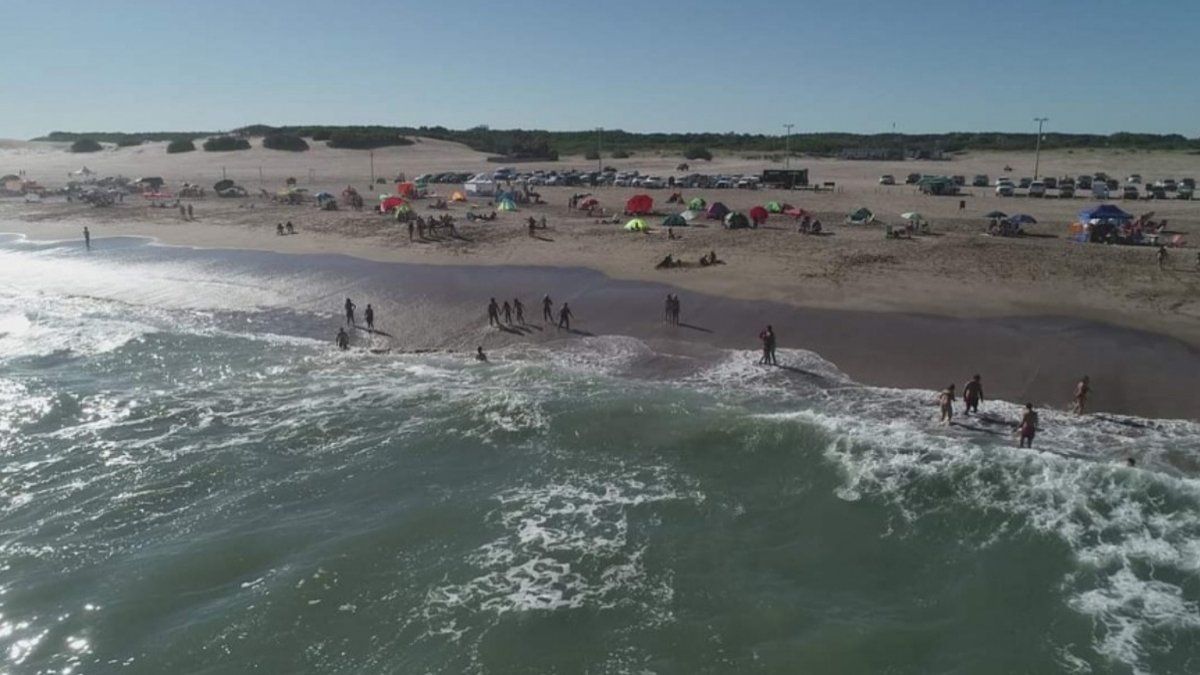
[1178,187,1194,200]
[1028,181,1046,197]
[1059,176,1075,188]
[994,177,1011,187]
[1160,178,1178,191]
[1018,177,1033,188]
[905,173,921,184]
[879,174,895,185]
[972,174,989,187]
[996,184,1015,197]
[1091,183,1109,198]
[1146,185,1166,199]
[1043,177,1057,189]
[1106,179,1119,191]
[1126,174,1142,184]
[1077,175,1093,189]
[641,176,665,189]
[951,175,966,186]
[1122,185,1139,199]
[1180,177,1195,190]
[1058,185,1075,198]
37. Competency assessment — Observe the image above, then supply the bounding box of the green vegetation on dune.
[36,126,1200,158]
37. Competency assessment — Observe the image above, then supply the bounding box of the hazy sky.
[2,0,1196,139]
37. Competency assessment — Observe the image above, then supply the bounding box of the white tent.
[70,166,95,177]
[464,173,496,197]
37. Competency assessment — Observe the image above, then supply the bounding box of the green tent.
[847,207,874,224]
[723,212,751,229]
[498,199,517,211]
[661,213,688,227]
[624,218,647,232]
[687,197,706,211]
[765,201,783,213]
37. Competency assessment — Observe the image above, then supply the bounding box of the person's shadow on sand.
[677,322,713,333]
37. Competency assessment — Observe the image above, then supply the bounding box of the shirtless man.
[487,298,501,327]
[513,298,525,325]
[1017,403,1038,448]
[1072,376,1091,415]
[542,295,554,323]
[962,374,984,415]
[938,384,956,425]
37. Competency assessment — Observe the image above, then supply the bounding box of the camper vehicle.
[1028,181,1046,198]
[760,169,808,188]
[995,183,1015,197]
[1122,185,1139,200]
[972,175,989,187]
[879,174,895,185]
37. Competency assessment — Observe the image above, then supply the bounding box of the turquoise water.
[1,235,1199,674]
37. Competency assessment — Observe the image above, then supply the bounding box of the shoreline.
[5,229,1199,421]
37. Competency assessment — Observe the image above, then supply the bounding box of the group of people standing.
[488,295,574,330]
[663,295,681,325]
[936,374,1093,448]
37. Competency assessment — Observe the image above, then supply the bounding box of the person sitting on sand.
[476,346,488,362]
[1017,403,1038,448]
[1072,376,1091,415]
[277,223,285,236]
[938,384,956,425]
[656,254,676,270]
[668,227,677,240]
[286,221,295,235]
[810,219,822,234]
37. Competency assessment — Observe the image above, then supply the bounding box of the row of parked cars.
[416,167,766,190]
[881,171,1195,199]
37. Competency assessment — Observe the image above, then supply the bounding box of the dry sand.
[3,137,1200,350]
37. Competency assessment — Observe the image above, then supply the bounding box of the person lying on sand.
[655,254,682,269]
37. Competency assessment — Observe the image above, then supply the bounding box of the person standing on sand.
[664,294,673,324]
[187,204,194,220]
[558,303,574,330]
[364,304,375,331]
[938,384,956,425]
[542,295,554,323]
[962,374,984,414]
[513,298,525,325]
[1017,403,1038,448]
[502,300,513,325]
[1157,245,1168,270]
[488,298,501,327]
[83,227,90,251]
[408,219,415,241]
[1072,376,1091,414]
[344,298,356,326]
[671,296,681,326]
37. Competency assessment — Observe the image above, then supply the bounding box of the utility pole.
[1033,117,1049,180]
[595,127,602,173]
[783,124,794,170]
[369,150,375,186]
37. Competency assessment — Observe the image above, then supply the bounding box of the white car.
[640,176,665,189]
[1028,181,1046,198]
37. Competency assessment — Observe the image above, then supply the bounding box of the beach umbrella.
[680,209,698,221]
[624,218,647,232]
[1008,213,1037,224]
[901,212,923,221]
[661,213,688,228]
[983,210,1008,219]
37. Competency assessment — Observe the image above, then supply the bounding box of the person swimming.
[475,346,488,362]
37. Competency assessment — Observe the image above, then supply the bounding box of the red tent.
[396,182,417,198]
[749,206,769,224]
[381,196,407,212]
[784,206,812,219]
[625,194,654,215]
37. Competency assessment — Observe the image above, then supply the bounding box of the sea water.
[1,234,1198,674]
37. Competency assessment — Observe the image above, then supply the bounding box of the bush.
[584,150,600,160]
[167,139,196,154]
[70,138,103,153]
[611,150,631,159]
[202,136,252,152]
[116,137,143,147]
[262,134,309,152]
[684,146,713,161]
[310,129,332,141]
[326,131,414,150]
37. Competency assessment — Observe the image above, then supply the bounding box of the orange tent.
[396,182,417,198]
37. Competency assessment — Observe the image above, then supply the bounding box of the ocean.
[1,233,1198,674]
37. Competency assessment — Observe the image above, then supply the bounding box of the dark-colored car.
[1076,175,1093,189]
[1058,185,1075,198]
[1018,177,1033,188]
[905,173,921,184]
[972,174,989,187]
[1043,177,1057,189]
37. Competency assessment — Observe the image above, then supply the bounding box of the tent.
[661,213,688,228]
[901,212,923,221]
[724,212,751,229]
[624,218,647,232]
[578,197,599,210]
[749,206,769,225]
[625,194,654,215]
[846,207,874,224]
[396,182,417,198]
[465,173,496,196]
[680,210,698,221]
[765,201,783,213]
[687,197,706,211]
[496,191,517,203]
[498,199,517,211]
[315,191,334,201]
[1008,213,1037,224]
[706,202,730,220]
[1079,204,1132,222]
[212,179,233,192]
[380,196,407,212]
[450,191,467,202]
[784,206,811,219]
[983,210,1008,219]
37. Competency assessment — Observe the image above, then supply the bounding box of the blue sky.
[2,0,1196,139]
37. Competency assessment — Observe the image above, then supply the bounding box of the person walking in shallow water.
[502,300,513,325]
[558,302,574,330]
[513,298,525,325]
[364,304,375,331]
[1072,376,1091,414]
[962,374,984,415]
[83,226,90,250]
[344,298,356,326]
[542,295,554,323]
[487,298,501,327]
[938,384,956,425]
[1017,403,1038,448]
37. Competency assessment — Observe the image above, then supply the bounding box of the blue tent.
[1079,204,1132,222]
